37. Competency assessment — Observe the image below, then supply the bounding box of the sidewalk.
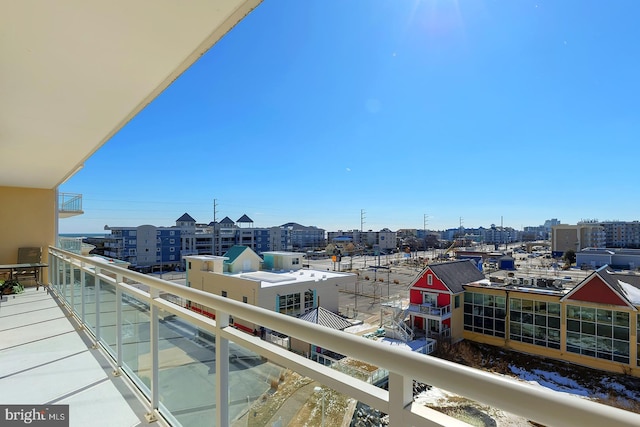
[265,381,317,427]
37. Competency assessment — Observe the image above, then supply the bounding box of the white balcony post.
[69,261,75,310]
[115,274,123,373]
[147,289,160,422]
[215,310,229,426]
[94,268,101,343]
[80,266,86,324]
[388,372,412,426]
[62,257,68,301]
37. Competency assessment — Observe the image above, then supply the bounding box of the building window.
[304,290,314,312]
[427,274,433,286]
[128,249,136,256]
[222,291,227,298]
[454,295,460,309]
[463,292,506,338]
[292,258,299,265]
[170,238,175,244]
[509,298,561,349]
[423,292,438,306]
[278,293,301,316]
[566,305,629,363]
[170,247,175,252]
[243,296,248,303]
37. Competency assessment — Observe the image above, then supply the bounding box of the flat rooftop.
[237,269,353,288]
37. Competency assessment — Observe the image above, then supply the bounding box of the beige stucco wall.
[551,226,579,253]
[0,186,56,282]
[450,293,465,343]
[227,250,262,273]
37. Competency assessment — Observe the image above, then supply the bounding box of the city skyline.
[59,1,640,233]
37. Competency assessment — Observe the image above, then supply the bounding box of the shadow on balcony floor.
[0,287,154,427]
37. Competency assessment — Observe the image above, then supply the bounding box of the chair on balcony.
[15,247,42,288]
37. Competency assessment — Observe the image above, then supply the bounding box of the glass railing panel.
[119,289,151,397]
[226,340,284,426]
[240,366,351,427]
[98,278,117,357]
[51,256,64,295]
[156,309,217,426]
[84,272,96,332]
[72,266,82,316]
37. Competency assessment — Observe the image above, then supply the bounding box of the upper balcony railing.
[58,192,83,218]
[409,302,451,318]
[47,246,640,427]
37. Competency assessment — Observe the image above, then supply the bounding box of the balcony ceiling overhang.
[0,0,261,190]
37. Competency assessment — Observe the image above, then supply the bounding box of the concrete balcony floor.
[0,287,153,427]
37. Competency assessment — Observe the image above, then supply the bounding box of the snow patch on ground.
[344,323,374,334]
[509,365,590,396]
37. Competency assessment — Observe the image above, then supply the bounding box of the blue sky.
[60,0,640,234]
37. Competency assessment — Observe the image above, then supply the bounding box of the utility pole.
[213,199,219,256]
[423,214,428,255]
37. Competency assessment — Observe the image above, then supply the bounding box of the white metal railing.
[58,192,82,212]
[409,302,451,317]
[47,246,640,427]
[58,236,83,254]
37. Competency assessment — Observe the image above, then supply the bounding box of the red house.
[408,260,484,342]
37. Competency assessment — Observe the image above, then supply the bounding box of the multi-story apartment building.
[597,221,640,248]
[553,221,640,254]
[281,222,326,251]
[551,223,606,256]
[103,213,309,267]
[104,225,182,272]
[440,226,521,244]
[327,229,397,252]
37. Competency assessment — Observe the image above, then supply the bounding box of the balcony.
[58,193,84,218]
[2,247,638,426]
[58,236,94,255]
[408,302,452,319]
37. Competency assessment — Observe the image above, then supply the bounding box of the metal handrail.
[58,192,82,212]
[47,246,640,427]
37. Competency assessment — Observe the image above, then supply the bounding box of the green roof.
[223,245,250,264]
